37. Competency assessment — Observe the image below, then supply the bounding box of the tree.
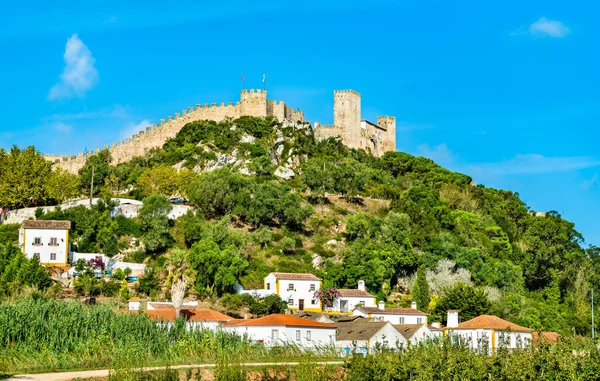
[435,283,491,324]
[165,248,194,319]
[136,267,160,297]
[412,266,430,312]
[0,146,52,208]
[139,195,173,253]
[137,165,180,197]
[45,168,80,204]
[79,149,111,197]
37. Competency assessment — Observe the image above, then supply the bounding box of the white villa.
[445,311,532,353]
[353,301,428,325]
[223,314,336,348]
[336,321,407,355]
[239,272,322,312]
[324,280,377,314]
[19,220,71,267]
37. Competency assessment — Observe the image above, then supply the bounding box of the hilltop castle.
[46,89,395,173]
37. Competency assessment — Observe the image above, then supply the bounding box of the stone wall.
[44,89,304,174]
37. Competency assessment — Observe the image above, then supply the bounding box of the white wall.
[21,228,69,265]
[448,329,532,353]
[353,310,427,325]
[326,295,376,313]
[272,276,321,311]
[406,325,434,344]
[336,322,407,354]
[226,325,335,348]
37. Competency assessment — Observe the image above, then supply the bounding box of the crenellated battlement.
[334,89,361,96]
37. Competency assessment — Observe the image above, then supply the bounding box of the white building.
[353,301,428,325]
[239,273,322,312]
[19,220,71,267]
[336,321,408,355]
[446,311,532,354]
[394,324,434,344]
[127,304,233,331]
[224,314,336,348]
[324,280,377,314]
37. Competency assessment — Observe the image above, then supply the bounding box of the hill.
[0,116,596,335]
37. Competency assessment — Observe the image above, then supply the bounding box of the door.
[299,299,305,311]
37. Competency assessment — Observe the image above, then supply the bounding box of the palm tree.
[165,248,194,319]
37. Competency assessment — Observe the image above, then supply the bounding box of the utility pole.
[89,165,95,206]
[593,288,595,339]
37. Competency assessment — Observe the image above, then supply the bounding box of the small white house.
[324,280,377,314]
[394,324,434,344]
[224,314,336,348]
[446,311,532,354]
[19,220,71,267]
[353,301,428,325]
[336,321,408,355]
[240,273,322,312]
[127,306,233,331]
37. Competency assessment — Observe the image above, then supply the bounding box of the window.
[399,317,405,324]
[311,299,318,305]
[296,330,301,341]
[33,237,42,246]
[417,318,422,324]
[49,237,58,246]
[359,301,365,306]
[310,284,315,291]
[272,329,279,341]
[33,253,40,260]
[288,283,294,291]
[288,298,294,305]
[50,253,56,261]
[306,331,311,341]
[266,283,270,290]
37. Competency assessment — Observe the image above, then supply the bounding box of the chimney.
[447,310,459,328]
[357,280,365,291]
[411,301,417,310]
[128,298,141,311]
[378,301,385,310]
[431,322,441,329]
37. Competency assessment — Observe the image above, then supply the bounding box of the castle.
[46,89,395,173]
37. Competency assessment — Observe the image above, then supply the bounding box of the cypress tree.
[413,266,430,312]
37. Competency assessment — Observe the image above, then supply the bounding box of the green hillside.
[0,116,596,335]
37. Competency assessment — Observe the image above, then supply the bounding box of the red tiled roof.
[337,289,374,297]
[270,272,321,281]
[22,220,71,230]
[355,307,427,316]
[130,308,232,322]
[532,331,561,344]
[148,303,178,310]
[454,315,531,332]
[223,314,335,328]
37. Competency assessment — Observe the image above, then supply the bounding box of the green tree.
[435,283,491,323]
[137,268,160,297]
[412,266,430,312]
[0,146,52,208]
[137,165,181,197]
[79,149,112,197]
[45,168,80,204]
[139,195,173,253]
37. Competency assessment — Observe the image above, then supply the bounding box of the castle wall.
[377,116,396,153]
[333,90,361,149]
[313,123,343,141]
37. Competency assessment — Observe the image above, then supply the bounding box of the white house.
[19,220,71,267]
[224,314,336,348]
[335,321,408,355]
[446,311,532,354]
[353,301,428,325]
[127,304,233,331]
[394,324,434,344]
[324,280,377,314]
[239,273,322,312]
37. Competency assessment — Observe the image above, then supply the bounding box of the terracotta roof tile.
[270,272,321,281]
[22,220,71,230]
[336,322,388,341]
[337,289,374,297]
[454,315,531,332]
[130,308,232,322]
[223,314,335,328]
[394,324,424,340]
[532,331,561,344]
[355,307,427,316]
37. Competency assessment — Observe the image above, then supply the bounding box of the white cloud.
[468,154,600,176]
[416,143,454,165]
[124,120,151,139]
[48,34,99,100]
[581,174,599,190]
[43,105,130,122]
[529,17,570,38]
[51,121,72,133]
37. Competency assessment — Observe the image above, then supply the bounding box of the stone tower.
[240,89,268,117]
[377,116,396,152]
[333,90,362,149]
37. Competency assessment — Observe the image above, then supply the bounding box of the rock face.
[312,254,324,269]
[274,166,295,180]
[203,150,242,172]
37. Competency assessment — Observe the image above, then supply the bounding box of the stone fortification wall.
[45,90,304,174]
[333,90,362,149]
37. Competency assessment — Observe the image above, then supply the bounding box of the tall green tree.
[165,248,195,319]
[434,283,491,324]
[0,146,52,208]
[78,149,112,196]
[139,195,173,253]
[412,266,430,312]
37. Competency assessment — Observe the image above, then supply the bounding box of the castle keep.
[313,90,396,156]
[46,88,395,173]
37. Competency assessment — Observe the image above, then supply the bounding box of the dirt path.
[7,361,344,381]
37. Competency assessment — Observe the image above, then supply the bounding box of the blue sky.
[1,1,599,245]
